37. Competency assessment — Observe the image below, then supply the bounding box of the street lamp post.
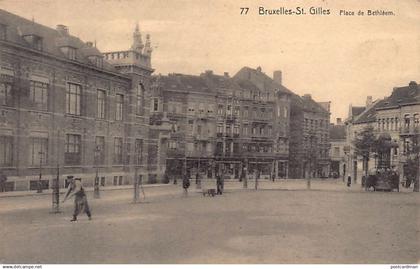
[37,151,44,193]
[94,146,100,199]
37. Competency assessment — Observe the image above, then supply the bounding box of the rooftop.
[0,9,119,73]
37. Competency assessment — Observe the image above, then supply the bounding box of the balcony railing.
[400,126,419,135]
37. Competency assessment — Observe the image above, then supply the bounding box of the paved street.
[0,179,418,264]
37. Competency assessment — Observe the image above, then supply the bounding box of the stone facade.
[288,94,331,178]
[153,67,291,180]
[329,119,346,180]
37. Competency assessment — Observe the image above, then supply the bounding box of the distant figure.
[216,174,224,195]
[255,170,260,190]
[182,173,190,196]
[63,177,92,222]
[347,175,351,187]
[0,170,7,192]
[239,170,244,182]
[272,173,275,182]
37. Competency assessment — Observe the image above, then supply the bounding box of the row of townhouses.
[341,83,419,184]
[0,9,331,191]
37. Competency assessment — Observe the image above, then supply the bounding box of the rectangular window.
[29,81,48,111]
[169,140,177,149]
[0,136,13,166]
[66,83,81,115]
[134,139,143,165]
[115,94,123,121]
[217,124,224,134]
[30,137,48,166]
[153,98,159,112]
[96,90,106,119]
[243,125,248,135]
[64,134,81,165]
[66,47,76,60]
[226,125,231,135]
[137,85,144,115]
[0,82,13,106]
[95,136,105,165]
[114,137,123,164]
[234,106,240,116]
[243,107,249,117]
[217,104,224,116]
[227,105,232,115]
[32,36,43,51]
[234,126,239,135]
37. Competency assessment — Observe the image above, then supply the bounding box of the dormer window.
[60,46,77,60]
[88,56,103,68]
[0,24,7,40]
[23,35,43,51]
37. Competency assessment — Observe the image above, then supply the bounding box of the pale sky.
[1,0,419,120]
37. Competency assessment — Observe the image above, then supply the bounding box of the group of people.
[181,171,225,196]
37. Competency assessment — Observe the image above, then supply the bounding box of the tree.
[353,125,376,177]
[404,130,419,192]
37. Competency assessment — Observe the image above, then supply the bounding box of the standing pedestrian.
[220,172,224,194]
[63,177,92,222]
[182,172,190,196]
[255,170,260,190]
[216,174,222,195]
[347,175,352,187]
[0,170,7,192]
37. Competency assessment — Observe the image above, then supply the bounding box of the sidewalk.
[0,183,169,198]
[0,177,414,199]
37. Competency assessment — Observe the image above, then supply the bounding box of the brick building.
[0,10,161,191]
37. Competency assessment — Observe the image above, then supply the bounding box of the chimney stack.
[273,70,282,85]
[366,96,372,107]
[56,24,69,35]
[336,118,342,125]
[86,41,93,47]
[224,72,229,77]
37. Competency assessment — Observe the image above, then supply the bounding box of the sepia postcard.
[0,0,419,267]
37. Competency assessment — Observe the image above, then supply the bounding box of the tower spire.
[144,34,153,56]
[131,22,144,52]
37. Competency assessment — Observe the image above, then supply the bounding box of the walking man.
[63,177,92,222]
[347,175,352,187]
